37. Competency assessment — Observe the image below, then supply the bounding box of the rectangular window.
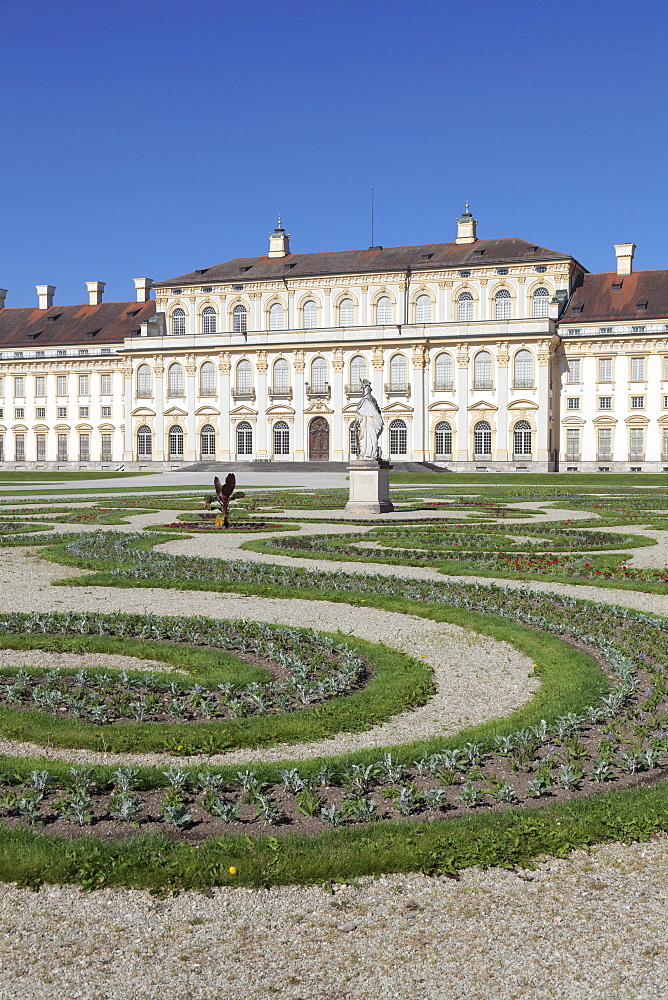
[57,434,68,461]
[78,375,89,395]
[630,427,644,458]
[631,357,645,381]
[101,406,112,417]
[598,427,612,458]
[664,395,668,409]
[567,359,580,383]
[35,407,46,419]
[566,428,580,460]
[664,357,668,381]
[598,397,612,409]
[0,408,3,419]
[35,376,46,396]
[101,433,112,460]
[664,427,668,461]
[101,374,112,395]
[598,358,612,382]
[57,375,67,395]
[79,406,89,418]
[14,377,24,397]
[36,434,46,461]
[0,377,4,396]
[0,436,4,460]
[567,397,580,410]
[631,396,645,409]
[79,433,90,461]
[14,434,25,460]
[57,407,67,418]
[14,407,24,419]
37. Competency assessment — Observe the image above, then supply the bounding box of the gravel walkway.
[1,836,666,1000]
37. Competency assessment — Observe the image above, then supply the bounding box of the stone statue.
[351,379,384,460]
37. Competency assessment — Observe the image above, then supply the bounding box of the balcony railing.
[565,453,581,462]
[473,380,494,390]
[199,388,216,397]
[345,384,364,395]
[306,382,330,398]
[232,386,256,400]
[433,380,454,390]
[268,384,293,398]
[629,454,645,462]
[597,454,613,463]
[513,379,534,389]
[514,452,532,461]
[384,382,411,395]
[136,389,153,398]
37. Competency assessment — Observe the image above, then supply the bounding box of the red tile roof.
[560,270,668,323]
[155,237,571,286]
[0,300,156,351]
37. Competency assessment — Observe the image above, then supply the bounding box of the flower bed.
[161,520,289,532]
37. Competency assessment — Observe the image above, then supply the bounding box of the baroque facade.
[1,209,668,472]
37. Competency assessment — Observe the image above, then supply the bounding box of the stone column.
[153,358,166,461]
[411,344,428,461]
[293,350,306,460]
[536,341,552,468]
[456,346,469,462]
[256,350,268,458]
[185,355,197,461]
[219,352,231,460]
[496,343,509,463]
[331,348,345,460]
[123,365,133,461]
[479,279,488,321]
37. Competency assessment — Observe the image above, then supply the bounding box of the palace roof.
[156,237,571,286]
[560,270,668,324]
[0,300,156,351]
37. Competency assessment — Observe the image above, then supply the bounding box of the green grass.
[0,781,666,891]
[390,471,668,486]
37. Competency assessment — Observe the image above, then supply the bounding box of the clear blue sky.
[2,0,667,307]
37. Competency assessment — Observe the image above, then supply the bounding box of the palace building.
[1,208,668,472]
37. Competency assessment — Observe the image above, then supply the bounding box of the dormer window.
[420,253,433,260]
[239,266,253,273]
[572,305,584,314]
[46,313,61,322]
[527,247,537,253]
[126,309,140,318]
[27,332,42,340]
[612,281,623,290]
[86,330,100,338]
[472,249,485,256]
[196,269,209,276]
[283,262,296,269]
[636,302,647,311]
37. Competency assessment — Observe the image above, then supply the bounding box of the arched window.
[233,304,247,333]
[200,424,216,457]
[435,421,452,458]
[201,306,216,335]
[311,357,328,391]
[434,352,453,390]
[136,364,152,397]
[137,424,152,458]
[473,351,493,390]
[339,298,354,326]
[171,308,186,336]
[415,294,432,323]
[273,420,290,455]
[474,420,492,459]
[168,425,184,459]
[236,421,253,455]
[457,291,473,322]
[167,363,184,396]
[495,288,512,320]
[377,296,392,325]
[390,419,407,455]
[349,423,358,455]
[269,302,284,331]
[350,354,367,389]
[514,420,532,457]
[390,353,407,389]
[273,358,289,392]
[236,360,252,393]
[513,350,533,388]
[303,300,318,329]
[199,361,216,396]
[532,286,550,318]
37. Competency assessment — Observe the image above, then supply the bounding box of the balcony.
[306,382,331,399]
[232,386,256,401]
[433,380,454,391]
[268,384,293,399]
[384,382,411,397]
[345,383,364,396]
[473,380,494,391]
[512,379,535,389]
[629,454,645,462]
[136,389,153,398]
[597,454,613,463]
[565,453,581,462]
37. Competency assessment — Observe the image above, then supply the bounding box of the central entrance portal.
[309,417,330,461]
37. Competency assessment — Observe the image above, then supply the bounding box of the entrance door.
[309,417,329,461]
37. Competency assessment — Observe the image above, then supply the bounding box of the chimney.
[133,277,153,303]
[268,217,291,258]
[86,280,105,306]
[455,201,477,245]
[614,243,636,275]
[0,289,7,310]
[36,284,56,310]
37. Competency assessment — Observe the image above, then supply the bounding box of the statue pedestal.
[345,460,394,514]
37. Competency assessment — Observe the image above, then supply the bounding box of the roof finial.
[465,199,469,213]
[277,214,282,229]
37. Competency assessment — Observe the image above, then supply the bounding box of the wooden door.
[309,417,330,461]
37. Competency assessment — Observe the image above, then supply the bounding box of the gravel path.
[1,836,666,1000]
